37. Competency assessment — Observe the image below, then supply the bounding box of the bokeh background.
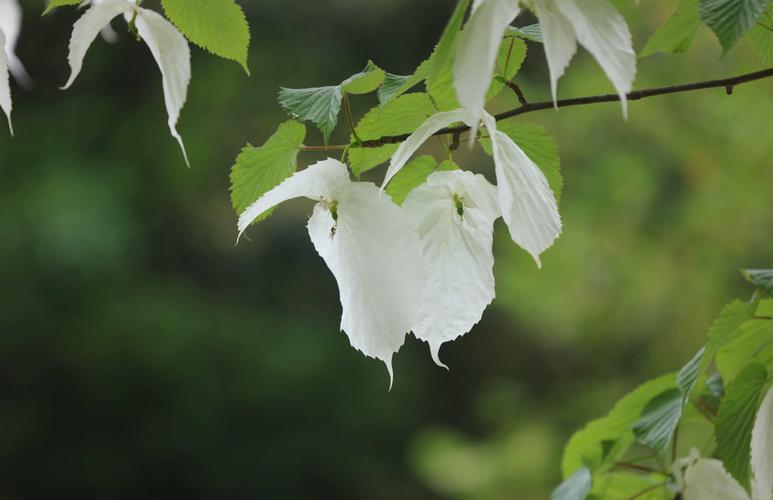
[1,1,771,498]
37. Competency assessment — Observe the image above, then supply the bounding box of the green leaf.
[715,362,768,490]
[699,0,771,50]
[278,86,342,145]
[632,388,683,453]
[677,347,705,401]
[378,73,422,106]
[641,0,703,57]
[703,298,758,370]
[507,24,543,43]
[486,36,528,102]
[43,0,80,15]
[480,120,563,202]
[386,156,459,205]
[427,0,471,86]
[279,62,385,143]
[160,0,250,73]
[743,269,773,296]
[229,121,306,220]
[707,372,725,397]
[347,93,437,175]
[747,6,773,64]
[717,318,773,383]
[341,61,386,95]
[551,466,592,500]
[561,373,677,478]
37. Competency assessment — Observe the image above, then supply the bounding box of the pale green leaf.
[747,7,773,64]
[703,298,759,370]
[278,86,342,144]
[507,24,543,43]
[552,466,592,500]
[716,318,773,383]
[160,0,250,72]
[229,121,306,220]
[386,156,459,205]
[347,93,437,175]
[699,0,771,50]
[341,60,385,95]
[716,362,768,490]
[480,120,563,202]
[632,388,683,453]
[641,0,702,57]
[427,0,470,86]
[743,268,773,296]
[487,36,527,102]
[43,0,81,15]
[677,347,705,401]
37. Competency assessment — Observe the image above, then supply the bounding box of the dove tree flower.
[0,0,29,133]
[453,0,636,118]
[382,108,561,268]
[62,0,191,165]
[238,158,425,384]
[675,385,773,500]
[402,170,500,367]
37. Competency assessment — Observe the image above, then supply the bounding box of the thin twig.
[352,67,773,148]
[613,462,667,475]
[301,145,347,151]
[755,315,773,320]
[505,81,529,106]
[342,93,361,143]
[625,482,669,500]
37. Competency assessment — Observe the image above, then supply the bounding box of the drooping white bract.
[676,386,773,500]
[238,159,425,384]
[0,29,11,133]
[480,111,561,267]
[63,0,191,165]
[532,0,636,116]
[452,0,635,119]
[383,109,561,267]
[403,170,499,367]
[0,0,30,87]
[453,0,520,137]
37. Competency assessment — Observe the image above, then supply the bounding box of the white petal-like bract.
[383,109,472,188]
[308,181,424,383]
[237,158,350,237]
[239,159,424,383]
[132,8,192,165]
[683,456,749,500]
[535,0,635,116]
[0,0,30,86]
[453,0,520,134]
[63,0,130,90]
[0,29,11,134]
[751,386,773,500]
[482,113,561,267]
[403,170,499,367]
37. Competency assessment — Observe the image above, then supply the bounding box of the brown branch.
[612,462,666,475]
[353,67,773,148]
[505,81,529,106]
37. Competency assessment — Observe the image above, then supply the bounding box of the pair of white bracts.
[675,386,773,500]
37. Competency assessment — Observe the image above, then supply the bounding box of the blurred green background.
[0,1,771,498]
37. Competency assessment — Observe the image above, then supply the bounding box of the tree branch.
[355,67,773,148]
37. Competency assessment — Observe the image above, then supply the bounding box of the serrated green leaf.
[480,120,563,202]
[386,156,459,205]
[632,388,683,453]
[707,372,726,397]
[641,0,703,57]
[487,36,527,102]
[428,0,471,85]
[552,466,592,500]
[278,86,342,144]
[743,269,773,296]
[717,318,773,383]
[229,121,306,220]
[677,347,705,401]
[716,362,768,490]
[699,0,770,50]
[507,24,543,43]
[160,0,250,72]
[43,0,80,15]
[747,6,773,64]
[347,93,437,175]
[703,298,759,370]
[341,61,385,95]
[561,373,677,478]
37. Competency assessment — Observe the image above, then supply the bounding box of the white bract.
[453,0,636,118]
[383,109,561,267]
[238,159,425,385]
[0,0,28,134]
[403,170,499,367]
[63,0,191,165]
[0,29,10,134]
[675,386,773,500]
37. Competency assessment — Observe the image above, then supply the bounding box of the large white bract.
[63,0,191,165]
[238,159,425,385]
[454,0,636,117]
[0,0,27,134]
[675,385,773,500]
